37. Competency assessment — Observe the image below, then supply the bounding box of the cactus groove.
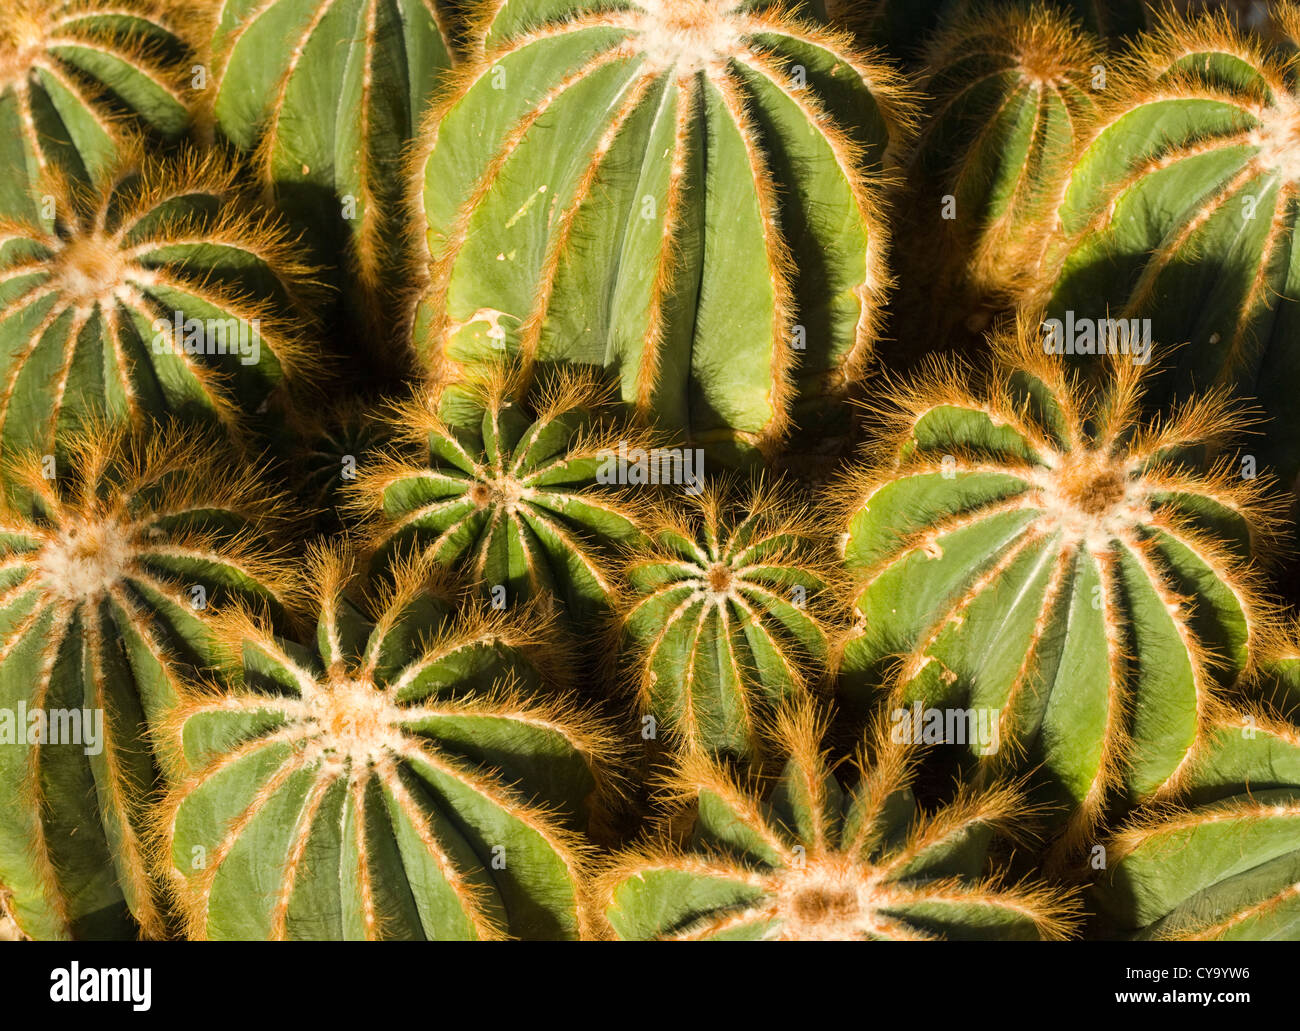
[0,0,197,223]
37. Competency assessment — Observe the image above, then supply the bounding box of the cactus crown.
[617,478,832,758]
[157,544,618,940]
[835,324,1282,844]
[599,703,1079,941]
[0,148,319,455]
[911,4,1103,301]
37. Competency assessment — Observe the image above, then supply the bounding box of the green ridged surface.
[414,0,907,461]
[0,431,285,940]
[162,551,603,940]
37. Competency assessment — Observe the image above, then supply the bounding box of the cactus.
[1093,703,1300,940]
[616,480,831,759]
[355,367,649,618]
[0,148,318,460]
[409,0,915,463]
[294,397,392,533]
[899,5,1102,335]
[0,0,197,223]
[599,702,1078,940]
[208,0,455,351]
[1040,6,1300,487]
[0,423,289,940]
[833,326,1279,847]
[856,0,1147,61]
[1245,623,1300,720]
[157,545,614,940]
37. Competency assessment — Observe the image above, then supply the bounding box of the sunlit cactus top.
[0,0,196,221]
[412,0,914,460]
[0,423,290,941]
[157,545,617,940]
[1039,4,1300,482]
[208,0,456,322]
[356,366,650,617]
[835,325,1280,847]
[0,148,319,459]
[1094,702,1300,940]
[616,479,832,759]
[599,703,1079,940]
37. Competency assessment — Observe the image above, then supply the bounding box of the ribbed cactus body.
[1043,12,1300,485]
[600,705,1077,940]
[0,427,288,940]
[0,0,195,222]
[358,370,647,617]
[617,482,829,758]
[296,399,391,532]
[210,0,455,339]
[159,548,610,940]
[902,6,1101,329]
[859,0,1146,59]
[411,0,911,462]
[0,152,316,460]
[1094,707,1300,940]
[835,331,1274,844]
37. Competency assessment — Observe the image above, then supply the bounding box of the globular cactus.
[833,327,1279,848]
[355,367,649,618]
[599,703,1078,940]
[0,148,318,460]
[1040,6,1300,486]
[899,5,1102,336]
[293,397,392,533]
[410,0,915,463]
[0,424,289,940]
[157,545,615,940]
[0,0,197,222]
[1093,703,1300,940]
[208,0,455,350]
[616,481,831,759]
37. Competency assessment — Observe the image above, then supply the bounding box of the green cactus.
[899,4,1102,334]
[0,0,197,223]
[293,397,392,533]
[1246,624,1300,721]
[157,544,615,940]
[616,480,831,759]
[833,327,1279,849]
[599,702,1078,940]
[409,0,915,463]
[208,0,456,356]
[355,367,649,618]
[855,0,1147,61]
[0,423,290,940]
[1040,5,1300,487]
[0,147,319,460]
[1092,703,1300,940]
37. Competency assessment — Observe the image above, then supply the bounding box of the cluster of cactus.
[2,0,1300,944]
